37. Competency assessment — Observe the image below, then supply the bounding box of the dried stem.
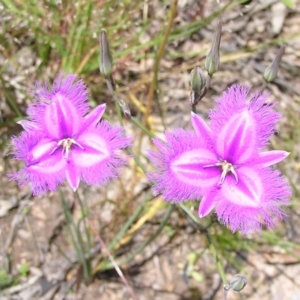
[89,221,138,300]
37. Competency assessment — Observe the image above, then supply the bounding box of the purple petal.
[82,104,106,130]
[171,149,219,189]
[216,111,255,164]
[219,167,263,207]
[76,120,131,186]
[148,129,218,202]
[191,112,212,142]
[27,74,89,139]
[75,130,110,167]
[43,93,83,139]
[65,163,80,191]
[17,120,40,132]
[29,151,66,175]
[210,85,280,148]
[30,138,58,163]
[214,167,291,233]
[9,148,66,195]
[254,150,289,167]
[198,191,216,217]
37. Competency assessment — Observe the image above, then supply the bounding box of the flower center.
[203,160,238,187]
[50,137,84,159]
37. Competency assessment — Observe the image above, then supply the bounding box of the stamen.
[50,137,85,159]
[203,160,238,186]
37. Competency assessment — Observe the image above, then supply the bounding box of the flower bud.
[229,274,247,292]
[118,99,131,117]
[99,30,113,76]
[190,66,206,93]
[205,21,222,76]
[263,45,285,83]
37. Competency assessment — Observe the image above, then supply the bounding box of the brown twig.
[89,221,138,300]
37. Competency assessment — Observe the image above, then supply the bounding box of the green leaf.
[280,0,295,8]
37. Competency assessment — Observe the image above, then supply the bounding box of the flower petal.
[198,191,216,218]
[213,167,291,233]
[171,149,219,189]
[219,167,263,208]
[74,132,110,168]
[191,112,212,142]
[254,150,289,167]
[17,120,40,132]
[216,111,255,164]
[29,152,66,174]
[82,103,106,129]
[43,93,83,139]
[148,129,220,202]
[9,149,66,195]
[210,85,280,148]
[74,121,130,186]
[30,138,58,163]
[65,162,80,191]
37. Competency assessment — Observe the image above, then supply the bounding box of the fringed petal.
[75,120,131,186]
[27,74,89,138]
[148,129,218,202]
[253,150,289,167]
[216,111,256,164]
[191,112,213,143]
[210,85,280,148]
[214,167,291,234]
[65,162,80,192]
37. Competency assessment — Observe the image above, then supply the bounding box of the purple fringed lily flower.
[148,85,291,233]
[10,74,131,195]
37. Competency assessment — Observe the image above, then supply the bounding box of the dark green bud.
[190,66,206,93]
[99,30,113,76]
[264,45,285,83]
[229,274,247,292]
[205,22,222,76]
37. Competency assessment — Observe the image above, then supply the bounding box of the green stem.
[60,194,90,281]
[179,203,227,285]
[130,117,156,138]
[108,190,152,251]
[101,204,174,270]
[75,191,92,257]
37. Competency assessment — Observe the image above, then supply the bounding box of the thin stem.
[75,191,92,256]
[223,288,228,300]
[100,204,174,270]
[104,78,123,125]
[60,193,91,281]
[108,190,152,251]
[144,0,178,125]
[257,80,268,95]
[89,222,138,300]
[179,203,227,285]
[130,117,156,138]
[191,104,197,113]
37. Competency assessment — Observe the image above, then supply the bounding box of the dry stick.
[89,221,138,300]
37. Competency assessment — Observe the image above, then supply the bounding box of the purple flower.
[10,74,131,195]
[148,85,291,233]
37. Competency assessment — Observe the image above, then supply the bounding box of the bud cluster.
[189,21,222,109]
